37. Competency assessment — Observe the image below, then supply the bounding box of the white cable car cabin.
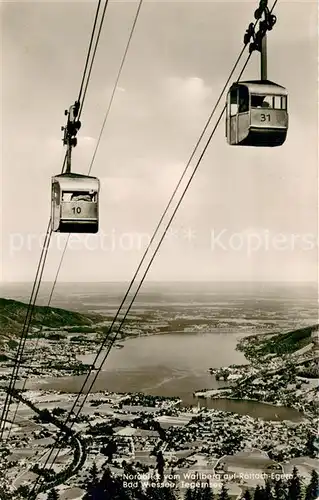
[226,80,288,147]
[51,173,100,233]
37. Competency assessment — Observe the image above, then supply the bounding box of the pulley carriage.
[51,173,100,233]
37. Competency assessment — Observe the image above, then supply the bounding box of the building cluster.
[1,389,318,499]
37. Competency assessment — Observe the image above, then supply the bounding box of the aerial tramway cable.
[6,0,111,438]
[2,155,67,442]
[5,0,123,443]
[6,1,143,465]
[49,0,279,439]
[77,0,103,107]
[0,4,144,498]
[0,220,53,440]
[78,0,110,118]
[0,0,109,441]
[71,54,255,422]
[27,0,277,495]
[87,0,143,175]
[5,239,70,443]
[28,35,265,500]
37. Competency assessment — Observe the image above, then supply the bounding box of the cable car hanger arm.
[243,0,277,80]
[61,100,82,174]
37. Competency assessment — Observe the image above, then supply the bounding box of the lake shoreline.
[194,395,306,419]
[25,330,307,423]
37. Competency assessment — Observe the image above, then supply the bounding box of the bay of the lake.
[33,331,305,422]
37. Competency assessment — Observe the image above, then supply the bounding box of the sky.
[1,0,318,283]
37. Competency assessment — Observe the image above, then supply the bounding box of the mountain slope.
[0,297,104,341]
[239,324,319,359]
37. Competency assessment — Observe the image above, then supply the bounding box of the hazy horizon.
[1,279,318,285]
[2,0,318,283]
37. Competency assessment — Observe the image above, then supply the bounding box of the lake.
[3,281,314,422]
[32,331,305,422]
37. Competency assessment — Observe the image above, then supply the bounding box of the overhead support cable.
[1,0,110,443]
[79,0,110,119]
[77,0,103,105]
[28,45,255,500]
[41,0,280,473]
[24,0,145,496]
[0,220,52,440]
[87,0,144,175]
[26,1,278,495]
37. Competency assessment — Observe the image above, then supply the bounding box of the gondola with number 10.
[51,102,100,233]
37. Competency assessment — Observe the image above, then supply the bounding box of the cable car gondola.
[51,173,100,233]
[226,80,288,147]
[226,1,288,147]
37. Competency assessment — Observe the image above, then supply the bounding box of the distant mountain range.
[1,297,318,354]
[0,297,103,342]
